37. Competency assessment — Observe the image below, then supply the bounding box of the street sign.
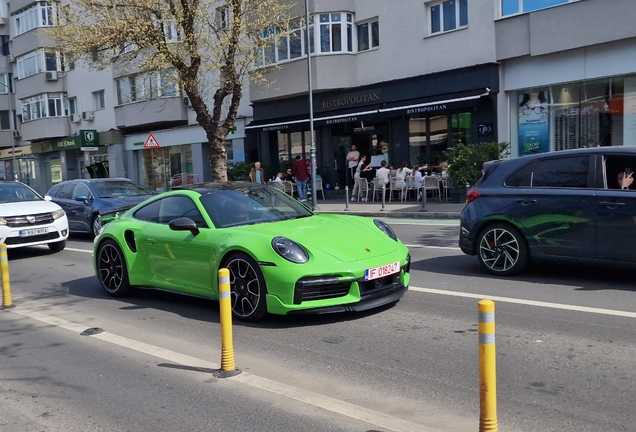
[144,133,160,148]
[81,147,99,151]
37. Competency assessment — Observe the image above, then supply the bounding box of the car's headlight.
[52,209,65,220]
[0,217,6,226]
[272,236,309,264]
[374,219,398,241]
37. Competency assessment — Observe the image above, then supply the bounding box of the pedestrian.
[249,161,265,184]
[292,155,309,201]
[346,144,360,189]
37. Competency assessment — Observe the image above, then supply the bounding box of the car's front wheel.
[92,214,102,236]
[48,240,66,253]
[477,223,529,276]
[222,252,268,321]
[97,239,132,297]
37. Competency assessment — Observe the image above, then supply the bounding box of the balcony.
[20,117,69,142]
[114,97,188,130]
[15,72,65,100]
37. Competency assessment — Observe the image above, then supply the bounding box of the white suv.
[0,181,69,252]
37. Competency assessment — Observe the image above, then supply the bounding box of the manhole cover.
[80,327,104,336]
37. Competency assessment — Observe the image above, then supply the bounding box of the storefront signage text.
[406,104,447,115]
[39,130,100,153]
[262,124,290,132]
[325,116,358,125]
[319,90,382,111]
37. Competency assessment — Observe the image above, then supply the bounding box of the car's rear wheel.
[97,239,132,297]
[477,223,529,276]
[222,252,268,321]
[48,240,66,253]
[92,214,102,236]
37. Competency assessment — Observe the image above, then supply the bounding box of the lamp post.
[304,0,318,210]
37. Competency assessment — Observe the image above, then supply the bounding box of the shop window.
[429,0,468,35]
[501,0,580,16]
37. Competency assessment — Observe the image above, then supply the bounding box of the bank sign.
[39,130,100,153]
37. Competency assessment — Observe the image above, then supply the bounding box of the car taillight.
[466,189,481,204]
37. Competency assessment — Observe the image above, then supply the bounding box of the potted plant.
[444,141,510,203]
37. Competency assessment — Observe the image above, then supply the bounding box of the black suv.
[460,147,636,275]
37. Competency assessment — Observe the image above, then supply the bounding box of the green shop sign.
[40,130,100,153]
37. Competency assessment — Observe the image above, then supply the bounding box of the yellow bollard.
[478,299,497,431]
[0,243,13,308]
[213,268,241,378]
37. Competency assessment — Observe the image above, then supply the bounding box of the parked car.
[0,181,68,252]
[46,178,155,235]
[93,182,410,321]
[460,147,636,275]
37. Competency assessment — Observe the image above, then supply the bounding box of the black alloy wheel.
[97,239,132,296]
[223,253,268,321]
[477,223,529,276]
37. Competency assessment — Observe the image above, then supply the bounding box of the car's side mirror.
[44,195,52,201]
[73,195,91,204]
[168,217,200,236]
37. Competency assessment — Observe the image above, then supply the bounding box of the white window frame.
[428,0,468,35]
[116,68,178,105]
[16,50,62,79]
[356,19,379,52]
[317,12,352,54]
[93,90,105,110]
[20,93,68,122]
[501,0,581,17]
[13,2,56,37]
[0,74,12,93]
[216,5,230,29]
[68,97,77,115]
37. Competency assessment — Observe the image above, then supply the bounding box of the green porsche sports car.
[93,182,411,321]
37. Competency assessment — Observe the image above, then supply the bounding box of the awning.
[378,93,486,116]
[245,108,382,132]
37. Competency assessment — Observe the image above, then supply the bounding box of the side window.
[57,183,75,199]
[158,196,207,227]
[505,162,536,187]
[47,184,61,197]
[133,199,161,223]
[603,155,636,190]
[531,156,590,188]
[72,183,91,198]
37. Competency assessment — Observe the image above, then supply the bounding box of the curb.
[314,210,461,219]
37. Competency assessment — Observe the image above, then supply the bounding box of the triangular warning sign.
[144,133,160,148]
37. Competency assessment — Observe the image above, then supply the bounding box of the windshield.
[0,182,43,203]
[92,181,153,198]
[200,186,313,228]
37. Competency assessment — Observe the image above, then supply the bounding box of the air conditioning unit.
[82,111,94,121]
[71,113,81,123]
[0,17,8,26]
[183,97,191,107]
[7,54,14,63]
[45,71,58,81]
[12,130,20,138]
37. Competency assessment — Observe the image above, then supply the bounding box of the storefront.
[0,145,36,185]
[30,130,104,194]
[246,63,499,189]
[504,39,636,157]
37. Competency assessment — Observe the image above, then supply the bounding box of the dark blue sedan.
[46,178,155,235]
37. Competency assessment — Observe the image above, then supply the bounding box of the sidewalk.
[308,197,466,219]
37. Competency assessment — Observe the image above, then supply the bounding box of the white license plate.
[19,228,48,238]
[364,261,400,281]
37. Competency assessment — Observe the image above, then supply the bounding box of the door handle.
[598,201,625,207]
[516,199,537,205]
[146,239,156,245]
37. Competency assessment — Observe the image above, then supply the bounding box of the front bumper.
[0,217,69,249]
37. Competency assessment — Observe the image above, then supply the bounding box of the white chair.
[313,177,326,200]
[373,178,389,202]
[356,177,371,202]
[389,177,406,202]
[268,180,284,191]
[423,176,441,201]
[283,181,296,197]
[405,176,419,201]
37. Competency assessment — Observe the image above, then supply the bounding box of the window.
[319,13,352,53]
[0,74,12,93]
[16,50,62,78]
[0,111,10,130]
[72,183,91,199]
[68,97,77,115]
[159,196,206,226]
[501,0,580,16]
[57,183,75,200]
[357,20,379,52]
[133,199,161,223]
[20,93,68,121]
[0,36,9,57]
[13,2,57,37]
[116,68,179,105]
[506,156,590,188]
[430,0,468,34]
[162,21,181,42]
[93,90,105,110]
[216,6,229,29]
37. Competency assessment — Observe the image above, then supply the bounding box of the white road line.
[405,244,462,251]
[6,305,441,432]
[65,247,92,253]
[410,286,636,319]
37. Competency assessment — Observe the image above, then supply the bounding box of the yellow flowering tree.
[49,0,292,181]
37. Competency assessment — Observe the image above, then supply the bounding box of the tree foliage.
[444,141,510,189]
[48,0,293,181]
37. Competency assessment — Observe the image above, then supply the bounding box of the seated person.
[618,170,634,190]
[284,169,296,183]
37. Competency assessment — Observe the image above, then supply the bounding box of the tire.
[91,214,102,236]
[97,239,132,297]
[48,240,66,253]
[222,252,268,322]
[476,223,529,276]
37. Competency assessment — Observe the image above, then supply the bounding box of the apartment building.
[496,0,636,158]
[0,0,251,194]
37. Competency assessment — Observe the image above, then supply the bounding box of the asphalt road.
[1,223,636,432]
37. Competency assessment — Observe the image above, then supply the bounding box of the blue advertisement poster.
[518,91,550,155]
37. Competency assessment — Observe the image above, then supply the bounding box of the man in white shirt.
[376,160,391,187]
[346,145,360,188]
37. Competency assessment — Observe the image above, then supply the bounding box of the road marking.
[65,247,92,253]
[6,305,441,432]
[410,286,636,319]
[405,244,462,251]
